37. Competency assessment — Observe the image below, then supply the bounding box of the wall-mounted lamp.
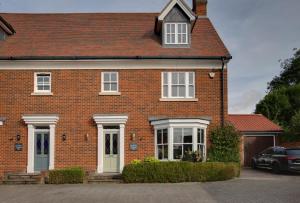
[131,133,136,141]
[16,134,21,141]
[85,133,89,141]
[209,72,215,79]
[62,134,67,141]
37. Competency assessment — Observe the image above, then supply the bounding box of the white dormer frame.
[158,0,196,21]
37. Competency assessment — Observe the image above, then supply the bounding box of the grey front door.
[34,132,50,172]
[104,131,119,172]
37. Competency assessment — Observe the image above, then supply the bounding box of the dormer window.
[165,23,188,45]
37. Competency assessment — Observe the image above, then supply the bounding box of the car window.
[286,150,300,156]
[274,148,285,155]
[261,148,273,155]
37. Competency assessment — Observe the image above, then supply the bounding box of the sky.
[1,0,300,114]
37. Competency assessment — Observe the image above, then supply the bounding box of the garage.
[228,114,282,167]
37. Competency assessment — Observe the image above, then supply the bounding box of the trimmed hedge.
[122,162,240,183]
[48,167,85,184]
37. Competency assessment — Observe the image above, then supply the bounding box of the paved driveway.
[0,169,299,203]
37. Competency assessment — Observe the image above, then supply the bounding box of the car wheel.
[251,160,257,169]
[272,163,281,174]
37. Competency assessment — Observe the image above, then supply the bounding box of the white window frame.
[165,23,188,45]
[152,119,209,162]
[101,72,119,93]
[155,129,169,160]
[34,72,52,93]
[173,128,193,160]
[161,72,195,99]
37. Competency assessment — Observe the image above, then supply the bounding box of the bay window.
[152,118,210,161]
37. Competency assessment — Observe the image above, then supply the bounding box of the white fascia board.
[0,59,226,70]
[151,118,210,128]
[93,114,128,125]
[22,114,59,125]
[158,0,195,21]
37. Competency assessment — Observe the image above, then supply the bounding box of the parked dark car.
[252,146,300,173]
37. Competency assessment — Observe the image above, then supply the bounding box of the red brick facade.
[0,68,228,177]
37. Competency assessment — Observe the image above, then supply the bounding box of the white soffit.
[151,118,210,127]
[158,0,196,21]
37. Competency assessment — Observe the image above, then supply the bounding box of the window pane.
[183,144,193,154]
[37,85,44,90]
[182,34,187,43]
[113,134,118,155]
[183,129,193,143]
[171,34,175,43]
[111,73,117,82]
[163,145,168,159]
[189,73,194,84]
[36,134,42,155]
[172,72,178,84]
[189,86,194,97]
[157,130,162,144]
[43,85,50,91]
[171,86,178,97]
[179,73,185,84]
[178,24,182,33]
[182,24,187,33]
[163,85,168,97]
[37,77,43,83]
[171,24,175,33]
[173,145,182,159]
[173,128,182,143]
[178,34,182,43]
[44,77,50,83]
[104,83,110,91]
[158,145,163,160]
[111,83,118,91]
[163,73,168,85]
[163,129,168,144]
[198,145,204,156]
[103,73,110,82]
[166,24,170,33]
[44,134,49,155]
[178,86,185,97]
[105,134,110,155]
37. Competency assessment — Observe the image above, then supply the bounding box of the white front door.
[103,130,119,172]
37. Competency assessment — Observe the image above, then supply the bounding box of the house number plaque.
[15,143,23,151]
[130,143,138,151]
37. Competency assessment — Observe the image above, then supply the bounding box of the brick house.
[0,0,231,176]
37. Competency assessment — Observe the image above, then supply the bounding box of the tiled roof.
[0,13,230,58]
[228,114,283,133]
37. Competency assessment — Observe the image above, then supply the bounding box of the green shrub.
[48,167,85,184]
[143,156,159,163]
[208,124,241,163]
[131,159,142,165]
[122,162,240,183]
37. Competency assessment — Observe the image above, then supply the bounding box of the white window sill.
[31,92,53,96]
[99,92,121,96]
[159,98,198,102]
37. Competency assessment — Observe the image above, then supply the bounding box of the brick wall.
[0,68,228,176]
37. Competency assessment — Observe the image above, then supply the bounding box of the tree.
[268,49,300,91]
[255,49,300,141]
